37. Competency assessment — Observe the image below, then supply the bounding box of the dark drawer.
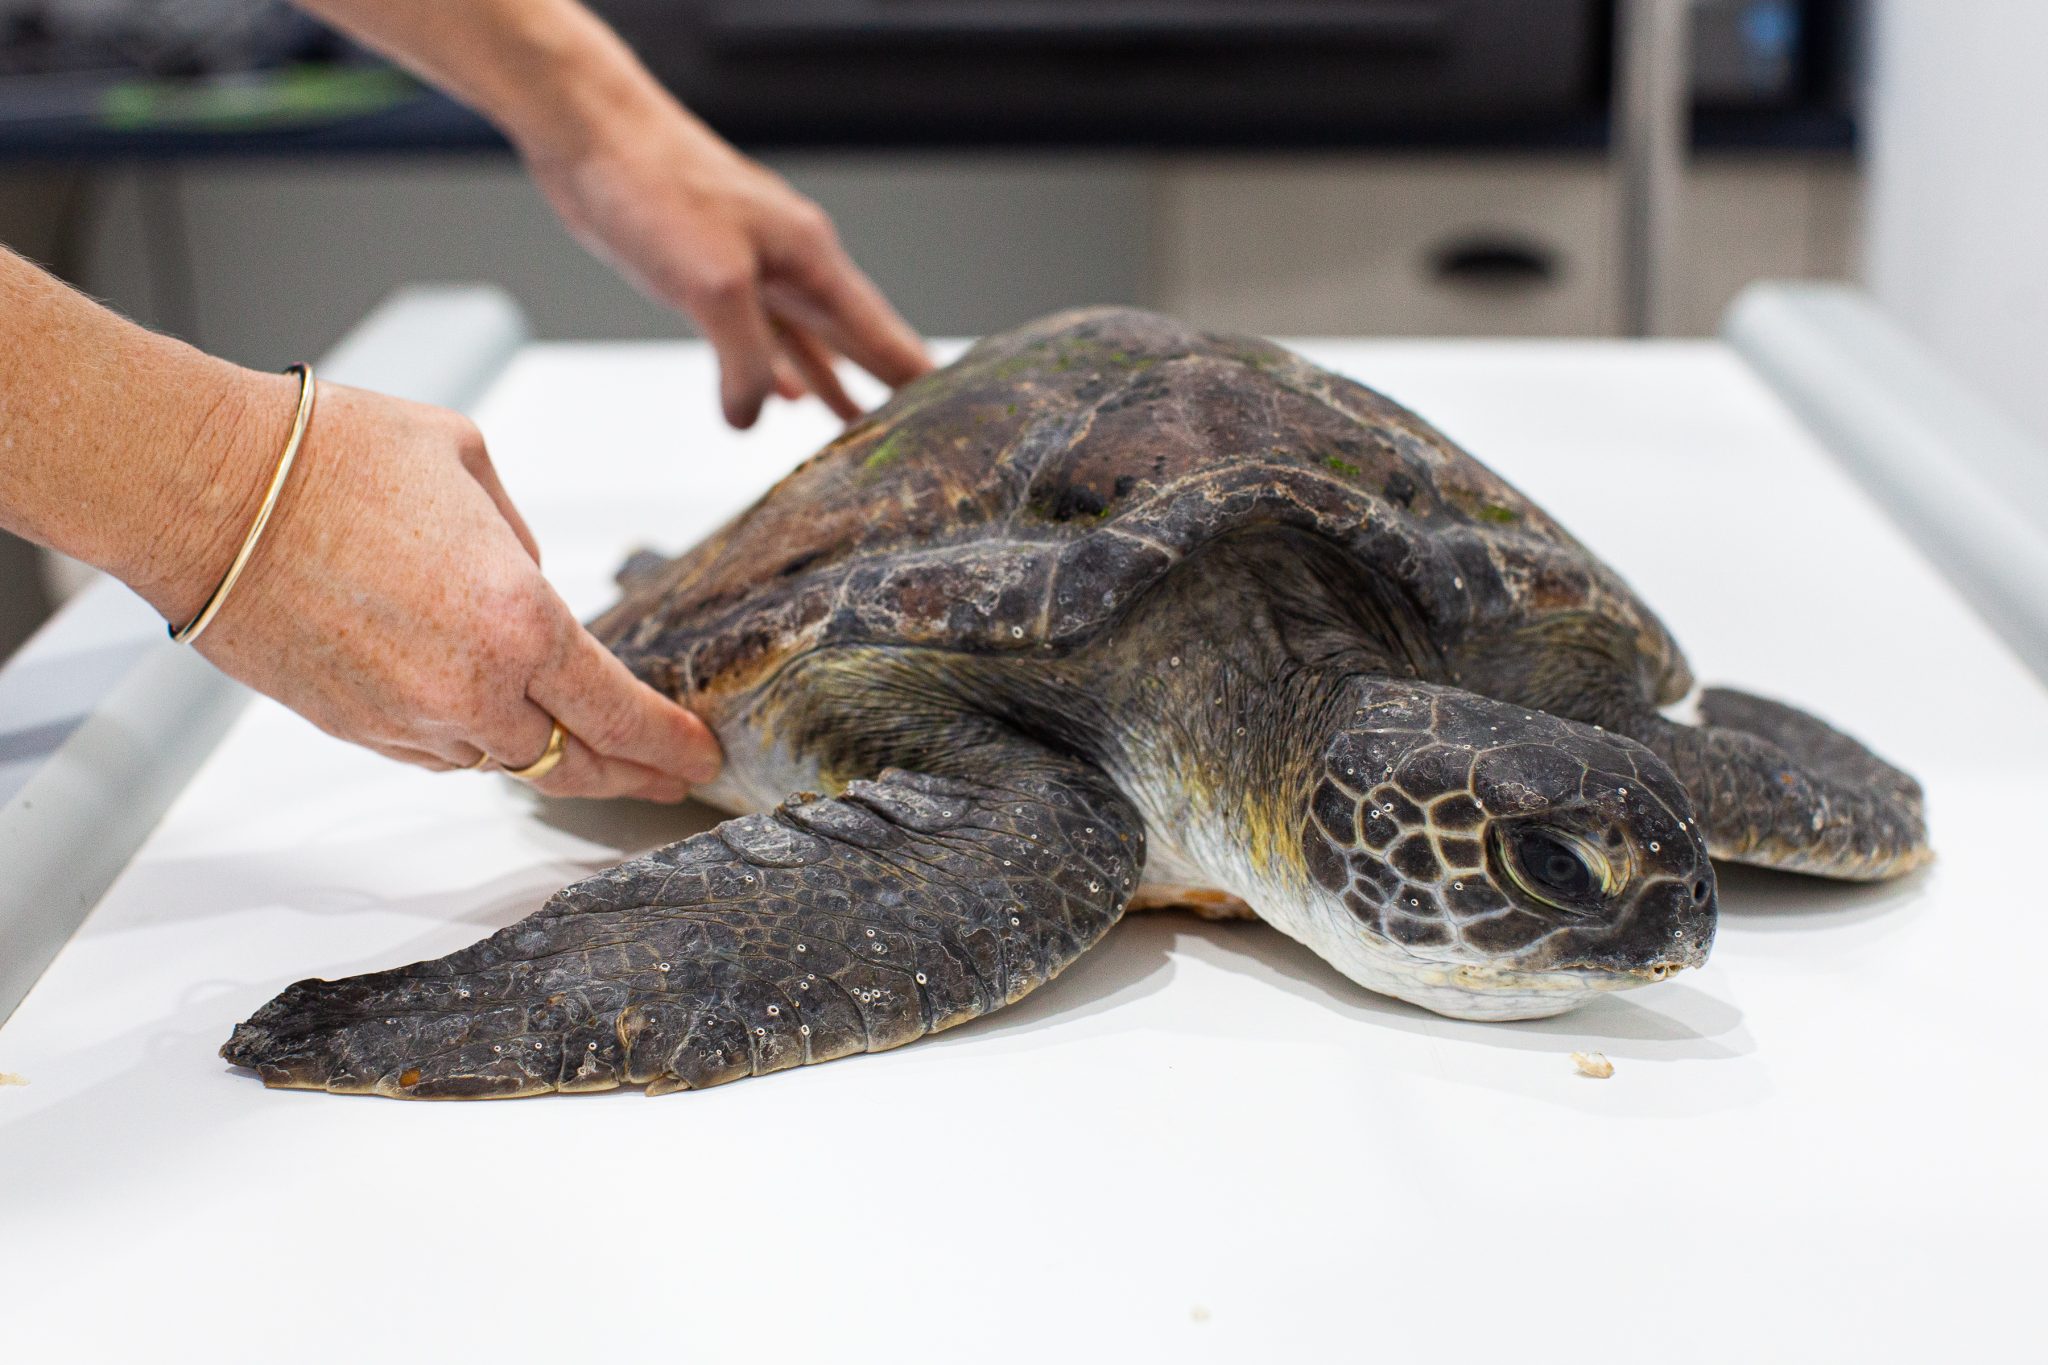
[596,0,1603,148]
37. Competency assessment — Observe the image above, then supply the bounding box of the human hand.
[520,100,934,428]
[154,373,721,801]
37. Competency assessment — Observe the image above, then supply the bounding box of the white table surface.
[3,338,2043,1363]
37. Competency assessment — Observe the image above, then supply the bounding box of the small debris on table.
[1570,1051,1614,1080]
[1190,1306,1211,1324]
[0,1071,27,1088]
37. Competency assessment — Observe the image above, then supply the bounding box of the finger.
[763,254,930,388]
[686,256,780,428]
[464,690,683,802]
[770,355,806,403]
[455,428,541,566]
[527,621,723,786]
[363,740,463,774]
[772,317,860,421]
[517,732,694,805]
[449,742,492,772]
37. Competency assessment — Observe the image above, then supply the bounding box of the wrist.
[482,6,685,168]
[117,360,299,628]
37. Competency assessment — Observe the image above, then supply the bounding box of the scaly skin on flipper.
[222,757,1142,1098]
[1624,688,1930,882]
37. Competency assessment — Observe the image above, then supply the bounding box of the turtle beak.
[1554,870,1716,980]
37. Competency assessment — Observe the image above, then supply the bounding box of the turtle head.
[1293,683,1715,1020]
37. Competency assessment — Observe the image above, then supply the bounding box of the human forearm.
[291,0,690,162]
[0,246,292,624]
[294,0,928,427]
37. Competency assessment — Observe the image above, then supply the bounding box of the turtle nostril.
[1691,878,1710,903]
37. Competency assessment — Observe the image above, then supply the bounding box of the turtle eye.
[1499,826,1614,911]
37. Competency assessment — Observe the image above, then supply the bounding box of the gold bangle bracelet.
[169,363,318,646]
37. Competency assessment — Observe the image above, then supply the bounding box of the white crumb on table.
[1570,1051,1614,1079]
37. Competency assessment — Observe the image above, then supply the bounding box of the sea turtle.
[223,308,1929,1099]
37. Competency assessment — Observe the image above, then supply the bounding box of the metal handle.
[1614,0,1694,338]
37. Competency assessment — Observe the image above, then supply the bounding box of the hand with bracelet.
[0,0,932,798]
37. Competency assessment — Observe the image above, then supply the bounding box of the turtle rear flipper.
[1627,688,1929,882]
[222,750,1143,1099]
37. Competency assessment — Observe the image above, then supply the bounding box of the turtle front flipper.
[1625,688,1929,882]
[222,755,1143,1099]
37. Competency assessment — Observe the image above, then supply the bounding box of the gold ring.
[503,720,568,782]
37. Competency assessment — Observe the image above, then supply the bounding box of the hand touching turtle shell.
[0,252,722,799]
[4,1,933,799]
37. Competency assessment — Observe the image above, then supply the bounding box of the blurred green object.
[99,66,418,131]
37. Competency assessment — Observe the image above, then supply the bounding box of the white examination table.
[1,287,2043,1363]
